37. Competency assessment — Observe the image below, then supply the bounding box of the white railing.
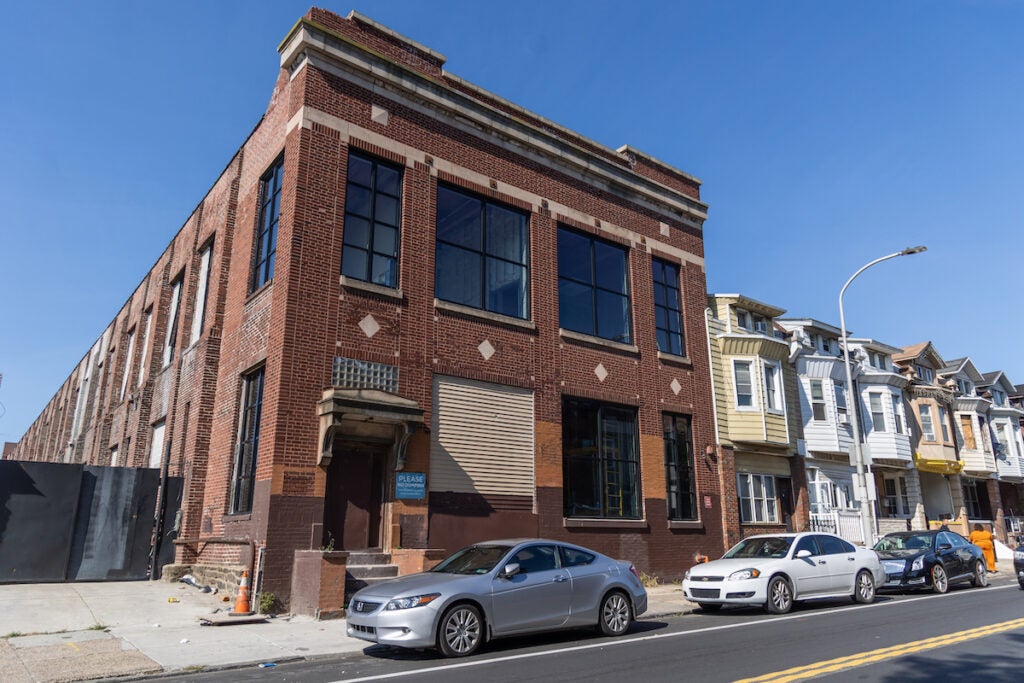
[810,509,865,544]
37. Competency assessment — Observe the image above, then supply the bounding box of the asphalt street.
[169,579,1024,683]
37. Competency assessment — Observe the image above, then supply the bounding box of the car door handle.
[818,560,827,565]
[553,575,569,582]
[848,557,856,561]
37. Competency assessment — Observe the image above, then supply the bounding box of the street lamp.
[839,245,927,546]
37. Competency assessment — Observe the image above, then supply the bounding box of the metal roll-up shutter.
[430,376,535,497]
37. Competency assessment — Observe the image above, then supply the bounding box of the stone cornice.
[279,20,708,229]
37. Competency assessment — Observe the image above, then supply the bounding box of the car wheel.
[765,576,793,614]
[697,602,722,612]
[436,604,483,658]
[598,591,632,636]
[931,564,949,594]
[970,560,988,588]
[852,570,875,604]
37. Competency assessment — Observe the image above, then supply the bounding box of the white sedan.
[682,532,886,614]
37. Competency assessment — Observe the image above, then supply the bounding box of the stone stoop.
[345,550,399,599]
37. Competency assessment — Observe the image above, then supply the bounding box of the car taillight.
[629,564,641,580]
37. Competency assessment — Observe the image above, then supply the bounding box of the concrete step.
[346,564,399,579]
[346,551,391,565]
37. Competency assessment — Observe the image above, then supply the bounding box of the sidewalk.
[0,578,696,682]
[0,558,1015,683]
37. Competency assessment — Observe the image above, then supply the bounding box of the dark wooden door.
[323,445,386,550]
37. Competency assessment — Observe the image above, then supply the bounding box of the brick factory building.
[11,8,723,609]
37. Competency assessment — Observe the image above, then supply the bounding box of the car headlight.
[684,569,691,580]
[728,568,761,581]
[911,556,924,572]
[1014,550,1024,561]
[385,593,441,610]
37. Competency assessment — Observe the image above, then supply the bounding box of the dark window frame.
[251,155,284,293]
[231,366,265,514]
[434,184,530,319]
[652,258,686,356]
[562,397,641,519]
[557,226,633,344]
[342,151,403,288]
[664,413,697,521]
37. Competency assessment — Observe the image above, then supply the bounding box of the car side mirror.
[795,549,812,559]
[938,543,952,551]
[500,562,520,579]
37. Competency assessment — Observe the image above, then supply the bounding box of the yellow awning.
[913,454,964,475]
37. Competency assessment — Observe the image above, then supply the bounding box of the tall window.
[737,473,778,523]
[557,227,631,343]
[810,379,826,420]
[161,277,183,367]
[231,367,265,514]
[834,380,847,422]
[869,393,886,432]
[892,394,904,434]
[735,308,750,330]
[957,379,973,396]
[342,152,402,287]
[992,389,1006,407]
[189,243,212,346]
[148,420,166,469]
[119,328,135,401]
[960,415,976,450]
[652,259,685,356]
[251,156,284,292]
[938,406,950,442]
[562,398,639,519]
[137,309,152,388]
[435,185,529,318]
[963,481,982,519]
[663,414,696,521]
[764,362,783,411]
[733,361,754,408]
[919,404,935,441]
[883,475,910,517]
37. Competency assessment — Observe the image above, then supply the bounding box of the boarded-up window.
[961,415,976,450]
[430,376,535,497]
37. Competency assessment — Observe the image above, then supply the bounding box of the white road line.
[333,584,1016,682]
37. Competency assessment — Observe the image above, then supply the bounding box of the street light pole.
[839,245,927,546]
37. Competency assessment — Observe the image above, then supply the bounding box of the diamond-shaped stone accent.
[371,105,390,126]
[670,378,682,395]
[359,314,380,339]
[478,339,495,361]
[594,363,608,382]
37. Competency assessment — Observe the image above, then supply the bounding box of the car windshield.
[429,544,512,574]
[723,536,794,559]
[874,534,933,552]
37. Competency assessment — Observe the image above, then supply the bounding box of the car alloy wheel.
[931,564,949,594]
[598,591,632,636]
[765,576,793,614]
[971,560,988,588]
[437,604,482,657]
[853,570,875,604]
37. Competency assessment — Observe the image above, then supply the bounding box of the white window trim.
[189,244,213,346]
[809,378,828,422]
[737,472,779,524]
[162,279,183,367]
[762,360,785,414]
[137,310,152,388]
[919,404,936,442]
[732,358,758,411]
[119,329,135,401]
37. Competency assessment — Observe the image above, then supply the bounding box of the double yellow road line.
[735,616,1024,683]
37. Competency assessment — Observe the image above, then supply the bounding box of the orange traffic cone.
[233,570,251,614]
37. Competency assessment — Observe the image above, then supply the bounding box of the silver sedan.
[346,539,648,657]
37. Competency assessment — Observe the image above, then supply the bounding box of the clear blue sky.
[2,1,1022,443]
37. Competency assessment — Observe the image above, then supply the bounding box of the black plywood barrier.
[0,461,182,583]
